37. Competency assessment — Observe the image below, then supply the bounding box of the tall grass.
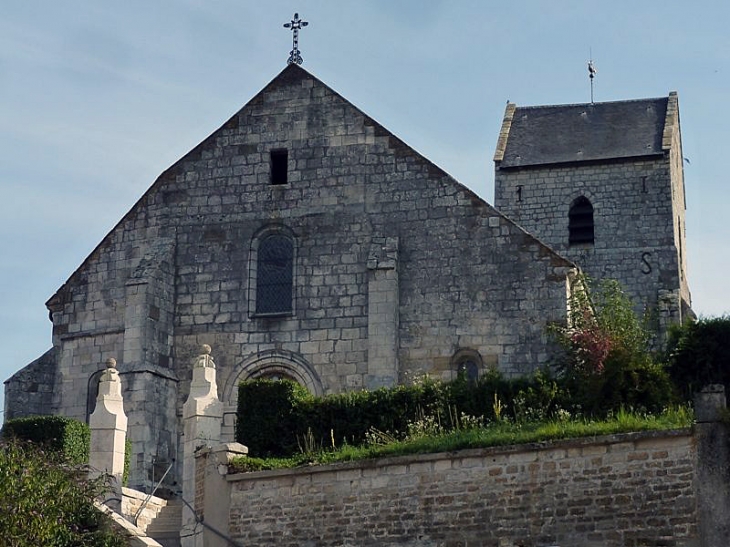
[229,406,693,473]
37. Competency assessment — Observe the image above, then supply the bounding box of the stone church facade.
[4,64,689,490]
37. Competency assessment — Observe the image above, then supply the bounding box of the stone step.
[146,500,182,538]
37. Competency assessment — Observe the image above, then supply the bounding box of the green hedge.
[236,380,312,457]
[667,316,730,400]
[236,372,569,458]
[236,362,678,459]
[1,415,90,465]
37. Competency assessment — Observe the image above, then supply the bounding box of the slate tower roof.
[494,95,676,168]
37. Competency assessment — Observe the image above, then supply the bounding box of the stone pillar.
[196,443,248,547]
[181,345,223,547]
[89,357,128,484]
[121,243,177,491]
[366,237,399,389]
[695,384,730,547]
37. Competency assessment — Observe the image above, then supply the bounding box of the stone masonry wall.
[3,347,56,420]
[226,430,698,547]
[7,65,576,489]
[495,157,683,320]
[664,94,691,307]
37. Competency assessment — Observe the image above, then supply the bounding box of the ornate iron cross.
[283,12,308,65]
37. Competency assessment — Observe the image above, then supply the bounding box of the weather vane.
[588,51,597,103]
[284,13,308,65]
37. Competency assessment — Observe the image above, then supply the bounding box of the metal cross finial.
[284,12,308,65]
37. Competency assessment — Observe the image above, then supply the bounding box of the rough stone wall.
[664,93,691,308]
[157,65,573,402]
[3,347,56,420]
[495,156,684,322]
[124,371,178,490]
[52,330,125,420]
[226,430,698,547]
[6,65,575,487]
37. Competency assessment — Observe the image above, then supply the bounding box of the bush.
[1,415,90,464]
[560,349,676,415]
[666,316,730,400]
[236,379,313,457]
[0,440,125,546]
[549,276,677,415]
[301,378,451,450]
[236,371,572,458]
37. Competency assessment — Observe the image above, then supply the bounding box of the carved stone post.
[89,358,128,484]
[181,345,223,547]
[197,442,249,547]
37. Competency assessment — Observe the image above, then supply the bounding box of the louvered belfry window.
[569,196,595,245]
[256,234,294,314]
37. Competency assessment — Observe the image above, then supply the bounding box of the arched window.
[451,349,483,383]
[569,196,594,245]
[253,230,294,316]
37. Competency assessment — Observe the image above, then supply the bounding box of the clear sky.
[1,1,728,417]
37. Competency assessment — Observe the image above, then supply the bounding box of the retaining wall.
[217,429,699,547]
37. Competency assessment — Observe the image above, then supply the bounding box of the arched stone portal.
[222,349,323,409]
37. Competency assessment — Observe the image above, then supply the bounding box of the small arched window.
[451,349,483,383]
[569,196,594,245]
[255,232,294,315]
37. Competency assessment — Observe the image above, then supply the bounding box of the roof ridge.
[514,96,668,110]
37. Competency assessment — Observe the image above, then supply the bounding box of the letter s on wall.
[641,252,652,275]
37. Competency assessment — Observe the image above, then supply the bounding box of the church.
[4,63,690,490]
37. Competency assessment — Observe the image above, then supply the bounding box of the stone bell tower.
[494,92,692,333]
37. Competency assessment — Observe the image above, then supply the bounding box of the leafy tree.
[0,440,124,547]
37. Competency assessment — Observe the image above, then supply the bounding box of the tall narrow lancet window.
[256,233,294,315]
[569,196,595,245]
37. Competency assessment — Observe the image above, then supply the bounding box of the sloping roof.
[495,96,671,168]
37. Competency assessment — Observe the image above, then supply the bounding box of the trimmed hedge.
[236,362,679,459]
[1,415,90,465]
[236,372,569,458]
[236,380,312,457]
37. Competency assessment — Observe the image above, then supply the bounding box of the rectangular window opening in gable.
[270,149,288,185]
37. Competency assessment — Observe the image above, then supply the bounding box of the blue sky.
[1,1,728,416]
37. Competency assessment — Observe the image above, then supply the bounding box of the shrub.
[236,379,312,457]
[1,415,90,464]
[550,276,677,415]
[666,316,730,400]
[0,440,125,546]
[236,371,571,458]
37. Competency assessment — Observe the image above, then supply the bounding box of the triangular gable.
[48,64,575,309]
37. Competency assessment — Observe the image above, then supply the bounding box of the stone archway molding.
[222,349,323,407]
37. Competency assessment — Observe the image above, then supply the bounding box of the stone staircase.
[144,499,182,547]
